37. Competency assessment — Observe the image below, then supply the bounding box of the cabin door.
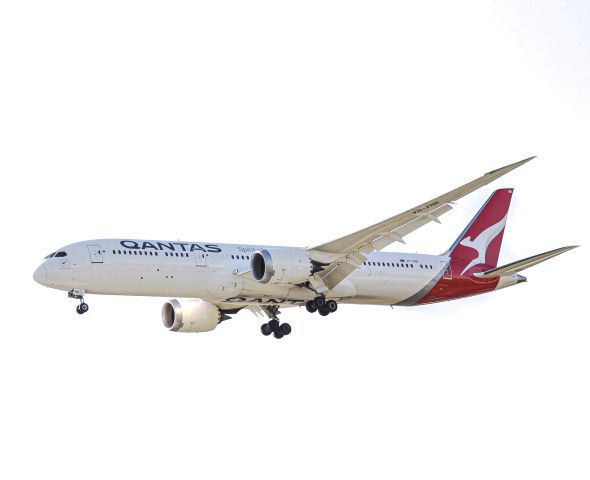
[88,245,103,263]
[194,251,207,267]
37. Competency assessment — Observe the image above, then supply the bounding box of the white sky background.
[1,1,589,479]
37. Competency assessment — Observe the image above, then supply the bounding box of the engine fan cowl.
[251,248,313,285]
[162,299,221,333]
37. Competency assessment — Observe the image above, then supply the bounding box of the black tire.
[314,297,325,308]
[274,330,284,339]
[305,301,317,313]
[261,323,272,336]
[281,323,292,335]
[268,319,280,332]
[327,300,338,313]
[80,302,89,313]
[76,305,83,315]
[318,307,330,316]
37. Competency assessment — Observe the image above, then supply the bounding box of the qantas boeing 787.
[33,157,577,338]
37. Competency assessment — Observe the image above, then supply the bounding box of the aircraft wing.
[307,156,535,290]
[473,246,578,278]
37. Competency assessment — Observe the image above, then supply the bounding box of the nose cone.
[33,264,47,285]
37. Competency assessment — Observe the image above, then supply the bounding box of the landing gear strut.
[260,305,291,339]
[69,288,89,315]
[306,296,338,317]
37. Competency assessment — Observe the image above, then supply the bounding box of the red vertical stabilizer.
[446,188,514,277]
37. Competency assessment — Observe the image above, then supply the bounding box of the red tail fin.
[446,189,514,277]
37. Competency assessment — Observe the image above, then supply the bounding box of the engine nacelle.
[251,248,313,284]
[162,299,221,333]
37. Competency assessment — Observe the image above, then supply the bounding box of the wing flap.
[474,246,578,278]
[319,252,367,290]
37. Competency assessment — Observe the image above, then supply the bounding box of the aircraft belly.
[347,272,433,305]
[84,263,210,298]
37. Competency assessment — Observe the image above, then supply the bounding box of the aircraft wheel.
[76,305,83,315]
[268,319,280,332]
[274,330,285,339]
[327,300,338,313]
[261,323,272,336]
[314,297,325,308]
[79,302,89,314]
[318,307,330,317]
[281,323,292,335]
[306,301,317,313]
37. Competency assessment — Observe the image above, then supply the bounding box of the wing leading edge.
[474,246,578,278]
[308,156,535,290]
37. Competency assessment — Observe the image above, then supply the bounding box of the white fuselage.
[34,239,451,307]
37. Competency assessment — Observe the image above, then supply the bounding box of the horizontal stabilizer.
[474,246,578,278]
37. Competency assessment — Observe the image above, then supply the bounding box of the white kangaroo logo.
[459,215,507,275]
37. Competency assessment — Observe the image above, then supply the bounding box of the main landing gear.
[68,288,89,315]
[305,296,337,317]
[260,305,291,339]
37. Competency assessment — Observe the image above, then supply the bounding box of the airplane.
[33,157,577,339]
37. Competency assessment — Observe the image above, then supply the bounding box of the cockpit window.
[44,252,56,259]
[54,251,67,257]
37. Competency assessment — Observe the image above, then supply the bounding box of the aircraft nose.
[33,264,47,285]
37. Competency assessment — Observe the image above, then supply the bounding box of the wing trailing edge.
[308,156,535,290]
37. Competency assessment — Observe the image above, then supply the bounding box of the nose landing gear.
[76,302,89,315]
[260,305,291,339]
[69,288,89,315]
